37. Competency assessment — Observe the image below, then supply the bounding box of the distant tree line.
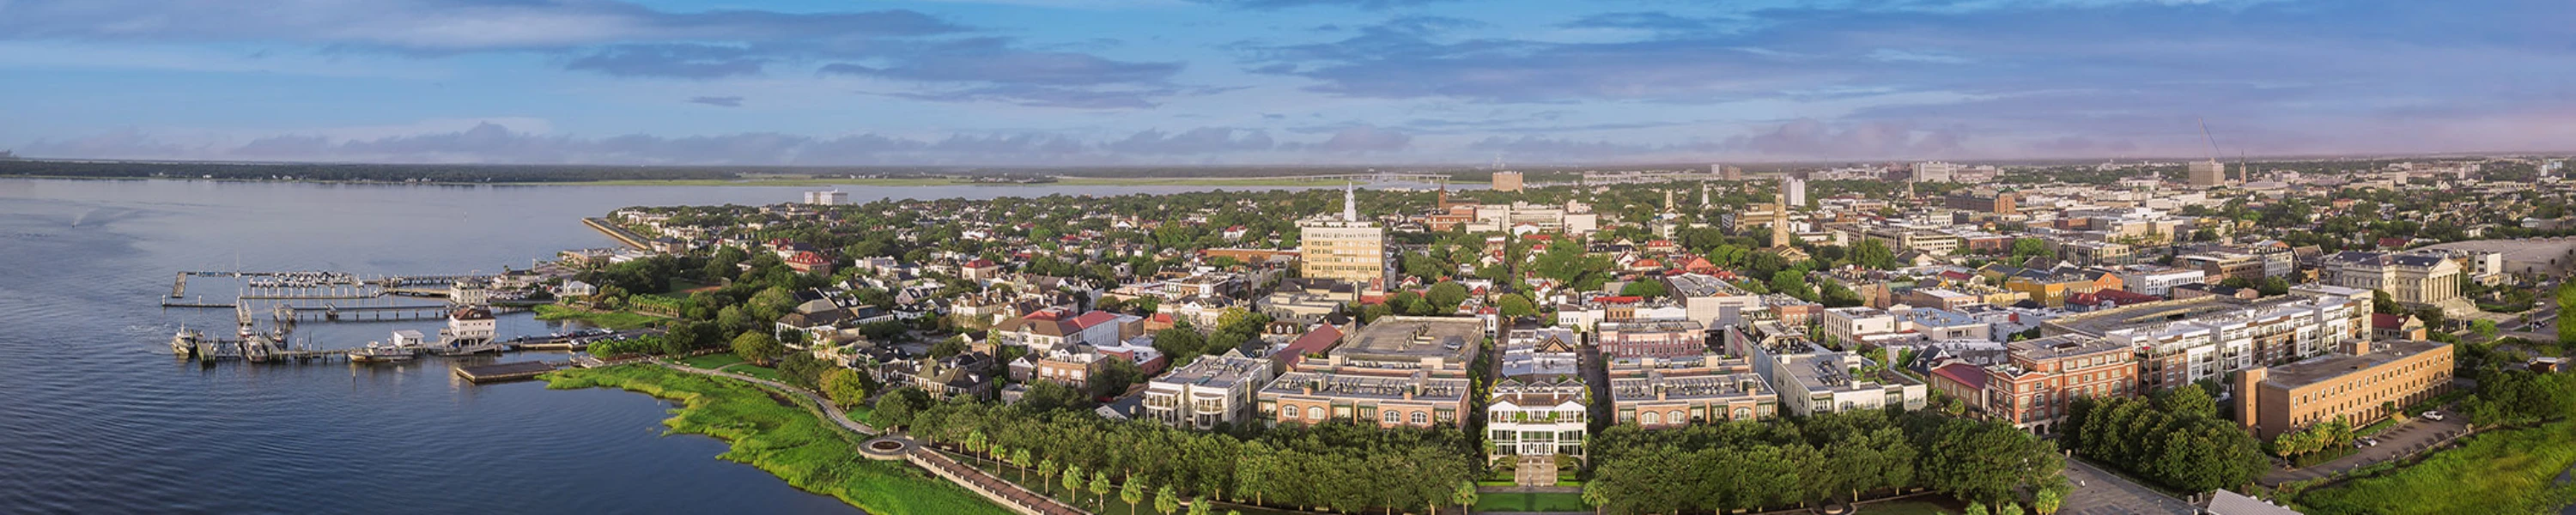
[0,161,739,183]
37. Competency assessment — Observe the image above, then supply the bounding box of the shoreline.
[544,365,1010,515]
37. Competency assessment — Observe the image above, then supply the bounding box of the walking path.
[650,360,1091,515]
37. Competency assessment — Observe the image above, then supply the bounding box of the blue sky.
[1,0,2569,166]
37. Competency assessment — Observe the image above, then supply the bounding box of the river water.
[0,178,1309,514]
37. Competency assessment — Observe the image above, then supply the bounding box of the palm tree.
[1012,448,1033,482]
[1121,477,1150,515]
[1155,485,1182,515]
[1454,481,1479,515]
[1037,458,1059,491]
[2035,486,2067,515]
[1089,470,1114,508]
[1063,464,1087,500]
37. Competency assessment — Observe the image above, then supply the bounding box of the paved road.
[2263,413,2470,486]
[2060,459,2196,515]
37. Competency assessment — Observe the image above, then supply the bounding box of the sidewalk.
[2060,458,2196,515]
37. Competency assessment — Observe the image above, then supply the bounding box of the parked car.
[2422,410,2445,421]
[2360,438,2379,447]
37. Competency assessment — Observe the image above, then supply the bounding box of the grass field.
[2294,421,2576,515]
[679,354,744,370]
[1473,492,1589,512]
[544,365,1009,515]
[724,363,785,382]
[532,304,666,330]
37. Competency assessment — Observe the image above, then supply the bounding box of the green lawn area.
[723,364,785,382]
[544,365,1008,515]
[1473,492,1589,512]
[2294,421,2576,515]
[680,354,744,370]
[532,304,666,330]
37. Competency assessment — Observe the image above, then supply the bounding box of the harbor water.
[0,178,1308,513]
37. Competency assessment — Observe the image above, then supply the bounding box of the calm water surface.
[0,179,1303,514]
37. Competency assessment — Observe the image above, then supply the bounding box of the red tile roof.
[1069,310,1121,330]
[1929,362,1989,391]
[1278,324,1344,369]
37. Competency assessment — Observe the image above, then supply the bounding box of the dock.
[582,217,653,251]
[455,361,561,383]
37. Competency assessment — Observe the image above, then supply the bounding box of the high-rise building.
[1782,176,1807,208]
[2188,161,2228,186]
[1717,164,1742,181]
[1299,183,1389,288]
[1492,171,1525,192]
[1912,161,1960,182]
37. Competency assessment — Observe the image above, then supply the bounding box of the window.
[1669,410,1687,424]
[1411,411,1429,425]
[1382,409,1400,424]
[1640,411,1662,424]
[1305,406,1322,420]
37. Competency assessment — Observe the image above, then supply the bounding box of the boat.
[348,342,418,362]
[171,328,204,355]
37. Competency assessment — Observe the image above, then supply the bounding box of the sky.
[1,0,2571,167]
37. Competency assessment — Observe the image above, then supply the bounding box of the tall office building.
[1911,161,1959,182]
[1492,171,1525,192]
[1300,183,1390,289]
[1781,176,1807,209]
[2188,161,2228,186]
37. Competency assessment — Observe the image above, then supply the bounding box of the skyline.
[3,0,2572,166]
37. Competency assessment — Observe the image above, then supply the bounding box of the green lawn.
[1473,492,1589,512]
[544,365,1009,515]
[680,354,744,370]
[2294,421,2576,515]
[532,304,666,330]
[724,364,785,382]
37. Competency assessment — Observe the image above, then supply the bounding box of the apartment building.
[2044,285,2371,391]
[1596,319,1710,359]
[1820,306,1900,348]
[1144,354,1277,430]
[1665,273,1762,329]
[1255,317,1483,428]
[1607,354,1776,427]
[1929,335,2137,433]
[1765,352,1929,415]
[2237,340,2455,439]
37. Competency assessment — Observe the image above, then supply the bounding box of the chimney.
[2236,367,2267,433]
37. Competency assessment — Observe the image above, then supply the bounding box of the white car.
[2421,410,2445,421]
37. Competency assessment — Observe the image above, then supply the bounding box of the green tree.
[2156,383,2218,420]
[1496,293,1537,318]
[1038,457,1060,492]
[930,335,968,359]
[1012,447,1034,482]
[819,368,873,409]
[1619,279,1668,298]
[730,330,784,366]
[1122,476,1149,515]
[2034,484,2067,515]
[2473,319,2499,341]
[1089,470,1113,508]
[1064,464,1089,502]
[1188,497,1212,515]
[1427,282,1470,312]
[1965,501,1990,515]
[1452,481,1479,514]
[1155,485,1182,515]
[1854,239,1897,270]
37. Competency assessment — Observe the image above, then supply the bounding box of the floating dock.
[455,361,560,383]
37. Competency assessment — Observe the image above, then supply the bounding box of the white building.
[1913,161,1961,183]
[2111,265,2208,297]
[1144,354,1275,430]
[1820,306,1900,347]
[1765,351,1928,415]
[804,190,849,205]
[1783,176,1808,208]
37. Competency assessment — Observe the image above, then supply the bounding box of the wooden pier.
[455,361,561,383]
[582,217,653,251]
[273,304,457,322]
